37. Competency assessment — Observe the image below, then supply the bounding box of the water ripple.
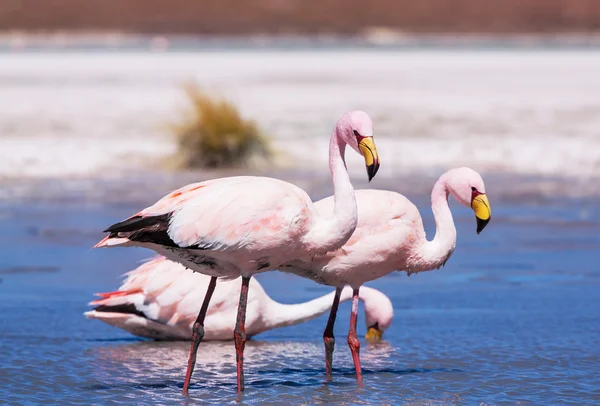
[1,196,600,404]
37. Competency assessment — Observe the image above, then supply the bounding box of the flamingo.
[94,111,380,394]
[84,256,394,342]
[280,167,492,384]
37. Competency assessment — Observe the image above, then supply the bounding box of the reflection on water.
[91,341,319,383]
[90,339,398,386]
[82,339,402,404]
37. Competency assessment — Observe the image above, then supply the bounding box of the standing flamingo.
[280,167,492,383]
[94,111,380,394]
[84,256,394,341]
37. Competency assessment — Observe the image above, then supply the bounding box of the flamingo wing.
[104,176,313,254]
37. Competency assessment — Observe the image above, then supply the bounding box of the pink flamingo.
[94,111,380,394]
[280,167,492,384]
[85,256,394,342]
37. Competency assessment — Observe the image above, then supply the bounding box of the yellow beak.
[365,326,383,342]
[471,193,491,234]
[358,137,380,181]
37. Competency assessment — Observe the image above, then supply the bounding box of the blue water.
[0,184,599,404]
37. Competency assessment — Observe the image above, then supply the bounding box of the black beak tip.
[476,217,490,234]
[367,161,380,182]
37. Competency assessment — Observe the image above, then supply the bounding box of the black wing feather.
[104,213,178,247]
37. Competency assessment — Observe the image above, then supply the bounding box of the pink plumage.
[286,167,492,287]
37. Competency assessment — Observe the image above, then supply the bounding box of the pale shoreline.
[3,32,600,51]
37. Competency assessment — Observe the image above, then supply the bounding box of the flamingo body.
[100,176,318,279]
[283,167,492,288]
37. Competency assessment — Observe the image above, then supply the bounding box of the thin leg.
[347,286,363,385]
[182,276,217,395]
[234,276,251,393]
[323,287,343,381]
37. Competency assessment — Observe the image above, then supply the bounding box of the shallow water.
[1,184,599,404]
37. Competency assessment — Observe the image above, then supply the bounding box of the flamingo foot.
[181,276,217,395]
[234,276,250,393]
[234,326,247,393]
[182,322,204,395]
[348,330,363,385]
[323,287,342,381]
[348,287,363,385]
[323,336,335,380]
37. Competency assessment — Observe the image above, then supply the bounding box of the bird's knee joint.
[347,334,360,350]
[323,336,335,348]
[192,322,205,340]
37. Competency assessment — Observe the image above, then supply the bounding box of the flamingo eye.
[471,186,482,200]
[353,130,360,136]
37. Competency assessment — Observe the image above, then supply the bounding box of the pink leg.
[182,276,217,395]
[234,276,251,393]
[323,287,342,381]
[347,287,363,385]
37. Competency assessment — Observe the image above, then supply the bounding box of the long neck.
[258,287,354,332]
[414,175,457,270]
[303,126,357,252]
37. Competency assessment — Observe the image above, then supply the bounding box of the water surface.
[0,185,598,404]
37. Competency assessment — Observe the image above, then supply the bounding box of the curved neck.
[303,125,357,252]
[358,286,393,327]
[258,287,354,332]
[415,175,457,270]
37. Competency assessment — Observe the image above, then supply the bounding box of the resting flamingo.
[94,110,380,394]
[84,256,394,341]
[279,167,492,384]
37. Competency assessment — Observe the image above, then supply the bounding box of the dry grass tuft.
[171,83,270,169]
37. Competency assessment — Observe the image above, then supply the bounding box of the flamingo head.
[361,287,394,343]
[445,167,492,234]
[338,110,380,181]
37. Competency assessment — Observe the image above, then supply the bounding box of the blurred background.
[0,1,599,404]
